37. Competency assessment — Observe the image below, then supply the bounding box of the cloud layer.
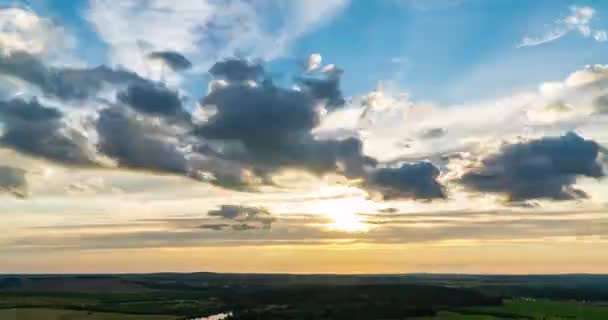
[459,132,604,201]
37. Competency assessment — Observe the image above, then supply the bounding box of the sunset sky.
[1,0,608,274]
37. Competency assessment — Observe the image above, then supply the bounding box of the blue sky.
[1,0,608,273]
[5,0,608,103]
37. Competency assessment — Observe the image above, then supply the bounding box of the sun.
[327,210,367,232]
[312,197,371,232]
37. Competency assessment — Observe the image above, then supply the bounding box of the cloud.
[0,97,61,122]
[297,66,346,110]
[146,51,192,72]
[418,128,446,140]
[459,132,605,201]
[0,98,99,165]
[203,204,276,230]
[86,0,349,78]
[518,6,608,48]
[0,6,72,56]
[95,108,191,174]
[0,166,27,198]
[533,64,608,118]
[594,30,608,42]
[117,82,188,119]
[305,53,323,72]
[0,51,149,101]
[208,58,264,82]
[198,62,374,180]
[593,94,608,114]
[95,107,256,188]
[368,162,445,200]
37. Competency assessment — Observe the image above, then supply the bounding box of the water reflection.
[189,312,232,320]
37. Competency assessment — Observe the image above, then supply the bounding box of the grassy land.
[418,312,497,319]
[2,274,608,319]
[0,308,177,320]
[418,299,608,319]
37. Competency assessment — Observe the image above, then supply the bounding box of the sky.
[1,0,608,274]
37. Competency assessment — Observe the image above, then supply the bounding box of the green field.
[2,274,608,319]
[419,299,608,319]
[0,308,176,320]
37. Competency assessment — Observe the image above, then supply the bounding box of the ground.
[1,274,608,319]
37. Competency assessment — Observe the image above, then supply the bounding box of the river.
[189,312,232,320]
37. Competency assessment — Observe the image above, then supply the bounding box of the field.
[1,274,608,319]
[0,308,175,320]
[420,299,608,319]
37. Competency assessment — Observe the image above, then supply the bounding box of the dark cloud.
[459,132,604,201]
[199,82,317,142]
[204,205,275,230]
[297,67,345,109]
[117,83,187,119]
[199,59,449,198]
[208,58,264,82]
[198,80,374,177]
[96,108,190,174]
[368,162,446,200]
[0,51,148,100]
[0,166,27,198]
[95,108,255,187]
[0,98,61,122]
[1,54,446,200]
[147,51,192,71]
[0,99,97,165]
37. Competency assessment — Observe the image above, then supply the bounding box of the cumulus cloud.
[0,7,72,56]
[0,166,27,198]
[95,108,192,174]
[117,82,188,119]
[208,58,264,82]
[533,64,608,118]
[0,98,99,165]
[519,6,608,48]
[458,132,605,201]
[368,162,445,200]
[198,60,376,181]
[95,107,255,188]
[0,51,149,101]
[297,66,346,110]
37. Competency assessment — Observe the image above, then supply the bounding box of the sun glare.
[327,210,367,232]
[314,197,372,232]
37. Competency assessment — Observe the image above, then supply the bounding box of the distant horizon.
[3,272,608,276]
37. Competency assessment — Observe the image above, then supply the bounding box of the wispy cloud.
[86,0,349,80]
[519,6,608,48]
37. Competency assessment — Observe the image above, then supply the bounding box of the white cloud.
[0,7,73,56]
[518,6,607,48]
[86,0,349,80]
[594,30,608,42]
[317,62,608,167]
[305,53,322,72]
